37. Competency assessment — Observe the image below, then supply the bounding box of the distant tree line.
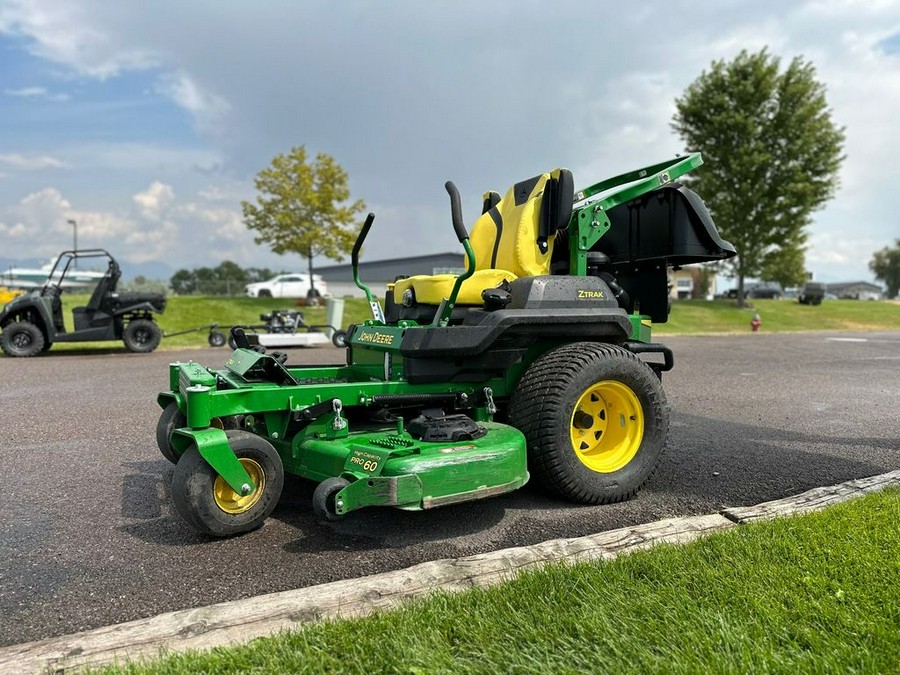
[170,261,280,295]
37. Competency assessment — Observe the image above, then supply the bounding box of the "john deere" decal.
[357,330,395,345]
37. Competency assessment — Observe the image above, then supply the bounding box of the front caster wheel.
[156,401,186,464]
[312,477,350,522]
[172,430,284,537]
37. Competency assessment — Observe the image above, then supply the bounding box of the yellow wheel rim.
[570,380,644,473]
[214,458,265,514]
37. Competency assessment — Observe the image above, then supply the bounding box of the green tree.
[870,239,900,299]
[170,261,254,295]
[759,237,809,289]
[170,268,196,295]
[242,146,365,301]
[672,49,845,306]
[245,267,277,283]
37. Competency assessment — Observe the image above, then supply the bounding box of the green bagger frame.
[157,153,736,537]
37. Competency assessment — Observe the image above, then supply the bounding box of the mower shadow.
[275,475,514,554]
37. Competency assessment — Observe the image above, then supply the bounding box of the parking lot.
[1,332,898,647]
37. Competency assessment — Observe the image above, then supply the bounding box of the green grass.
[97,488,900,674]
[45,295,375,351]
[660,298,900,334]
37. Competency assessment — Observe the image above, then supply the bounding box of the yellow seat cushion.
[393,169,568,307]
[394,269,516,306]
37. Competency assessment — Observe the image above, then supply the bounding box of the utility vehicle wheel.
[331,330,347,348]
[123,319,162,353]
[509,342,668,505]
[172,430,284,537]
[312,477,349,522]
[0,321,45,357]
[156,402,187,464]
[208,331,226,347]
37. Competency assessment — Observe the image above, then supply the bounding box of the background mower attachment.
[163,309,346,349]
[156,153,735,536]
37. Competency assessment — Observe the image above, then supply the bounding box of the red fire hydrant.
[750,313,761,332]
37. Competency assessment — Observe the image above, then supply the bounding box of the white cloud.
[176,202,244,241]
[0,0,159,78]
[132,181,174,221]
[5,86,46,97]
[0,153,66,170]
[155,70,230,132]
[0,221,28,237]
[3,85,70,101]
[4,187,142,260]
[58,142,222,173]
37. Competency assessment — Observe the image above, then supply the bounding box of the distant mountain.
[118,260,174,282]
[0,256,43,273]
[0,255,173,282]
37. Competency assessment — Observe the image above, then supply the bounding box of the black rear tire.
[123,318,161,353]
[0,321,45,357]
[156,401,187,464]
[509,342,668,505]
[313,477,350,521]
[331,330,347,348]
[172,430,284,537]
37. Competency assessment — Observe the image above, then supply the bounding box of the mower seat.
[394,169,574,306]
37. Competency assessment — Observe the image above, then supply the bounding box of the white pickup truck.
[244,273,328,298]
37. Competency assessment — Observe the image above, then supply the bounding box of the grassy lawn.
[41,295,376,351]
[97,488,900,674]
[660,298,900,334]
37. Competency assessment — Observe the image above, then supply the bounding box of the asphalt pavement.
[1,332,898,647]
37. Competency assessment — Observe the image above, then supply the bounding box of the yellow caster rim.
[214,458,265,514]
[570,380,644,473]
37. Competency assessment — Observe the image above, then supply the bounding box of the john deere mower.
[157,153,735,537]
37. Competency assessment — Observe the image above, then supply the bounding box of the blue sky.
[1,0,899,285]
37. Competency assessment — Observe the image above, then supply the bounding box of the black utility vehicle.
[0,250,166,357]
[798,281,826,305]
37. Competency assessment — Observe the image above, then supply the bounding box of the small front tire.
[123,319,162,353]
[156,402,186,464]
[172,430,284,537]
[312,477,350,522]
[0,321,45,357]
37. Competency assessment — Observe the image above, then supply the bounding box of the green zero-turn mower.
[157,153,736,537]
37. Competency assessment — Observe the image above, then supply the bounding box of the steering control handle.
[445,182,468,242]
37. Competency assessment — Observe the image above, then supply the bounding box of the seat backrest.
[85,262,120,311]
[468,168,574,278]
